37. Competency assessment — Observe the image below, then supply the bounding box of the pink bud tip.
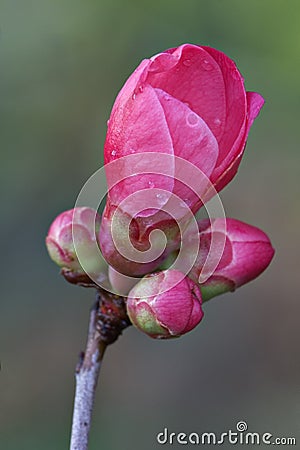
[46,207,105,279]
[188,218,275,300]
[104,44,264,208]
[127,270,204,339]
[100,44,265,277]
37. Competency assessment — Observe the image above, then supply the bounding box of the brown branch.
[69,290,130,450]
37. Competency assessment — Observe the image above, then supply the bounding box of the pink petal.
[183,296,203,333]
[211,92,264,191]
[219,240,275,287]
[155,287,192,335]
[204,218,271,243]
[155,88,219,208]
[183,279,204,332]
[147,44,227,142]
[245,91,265,134]
[225,218,271,243]
[105,84,175,213]
[154,271,191,333]
[203,46,247,176]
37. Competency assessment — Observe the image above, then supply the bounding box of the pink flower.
[100,44,264,276]
[46,207,106,281]
[187,218,275,300]
[104,43,264,209]
[127,269,204,339]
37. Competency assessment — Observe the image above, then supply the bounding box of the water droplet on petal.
[179,200,188,209]
[155,192,169,204]
[111,149,117,156]
[187,112,199,127]
[202,59,213,71]
[132,93,136,100]
[138,85,144,93]
[148,181,155,188]
[183,59,192,67]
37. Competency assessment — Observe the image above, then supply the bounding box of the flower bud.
[104,44,264,207]
[187,218,275,300]
[127,270,204,339]
[46,207,106,283]
[99,199,181,276]
[100,43,265,277]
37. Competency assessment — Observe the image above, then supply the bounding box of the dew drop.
[187,112,199,126]
[111,149,117,156]
[148,181,155,188]
[132,93,136,100]
[155,192,169,203]
[138,85,144,93]
[183,59,192,67]
[179,200,188,209]
[202,59,213,71]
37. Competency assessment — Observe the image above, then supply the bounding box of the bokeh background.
[1,1,299,449]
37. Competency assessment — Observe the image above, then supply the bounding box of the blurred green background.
[1,1,299,449]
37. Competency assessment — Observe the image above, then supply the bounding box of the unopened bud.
[188,218,275,300]
[127,269,204,339]
[46,207,106,284]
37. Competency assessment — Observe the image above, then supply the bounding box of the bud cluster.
[46,44,274,340]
